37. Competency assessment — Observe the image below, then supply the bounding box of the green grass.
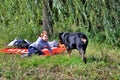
[0,41,120,80]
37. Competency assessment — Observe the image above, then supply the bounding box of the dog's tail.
[80,34,88,45]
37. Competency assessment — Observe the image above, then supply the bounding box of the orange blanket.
[0,47,66,55]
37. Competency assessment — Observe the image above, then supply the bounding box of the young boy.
[22,31,52,57]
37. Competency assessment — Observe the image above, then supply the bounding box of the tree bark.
[42,0,53,36]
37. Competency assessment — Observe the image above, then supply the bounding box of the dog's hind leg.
[79,49,87,64]
[76,38,87,64]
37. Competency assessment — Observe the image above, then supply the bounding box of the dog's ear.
[59,32,63,36]
[59,32,63,39]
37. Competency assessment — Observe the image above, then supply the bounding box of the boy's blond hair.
[40,31,48,37]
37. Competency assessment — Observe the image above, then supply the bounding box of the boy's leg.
[28,47,38,56]
[36,50,44,55]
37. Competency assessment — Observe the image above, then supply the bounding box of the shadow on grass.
[87,56,97,63]
[87,55,110,64]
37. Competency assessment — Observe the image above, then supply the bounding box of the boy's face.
[42,34,48,41]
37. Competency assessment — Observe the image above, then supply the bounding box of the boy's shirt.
[29,37,52,53]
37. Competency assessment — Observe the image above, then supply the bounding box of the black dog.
[59,32,88,64]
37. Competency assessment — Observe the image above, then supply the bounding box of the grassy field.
[0,41,120,80]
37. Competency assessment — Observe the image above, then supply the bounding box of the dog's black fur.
[59,32,88,64]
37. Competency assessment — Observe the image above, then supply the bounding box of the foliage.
[0,0,120,47]
[0,0,43,44]
[52,0,120,47]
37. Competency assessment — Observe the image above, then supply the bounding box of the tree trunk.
[42,0,53,36]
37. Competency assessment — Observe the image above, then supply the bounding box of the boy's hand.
[44,46,48,48]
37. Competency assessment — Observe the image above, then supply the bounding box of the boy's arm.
[47,43,52,53]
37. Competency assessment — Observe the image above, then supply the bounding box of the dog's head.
[59,32,64,44]
[59,32,68,44]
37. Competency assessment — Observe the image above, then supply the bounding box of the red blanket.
[0,47,66,55]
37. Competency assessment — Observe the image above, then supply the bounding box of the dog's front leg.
[67,50,72,57]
